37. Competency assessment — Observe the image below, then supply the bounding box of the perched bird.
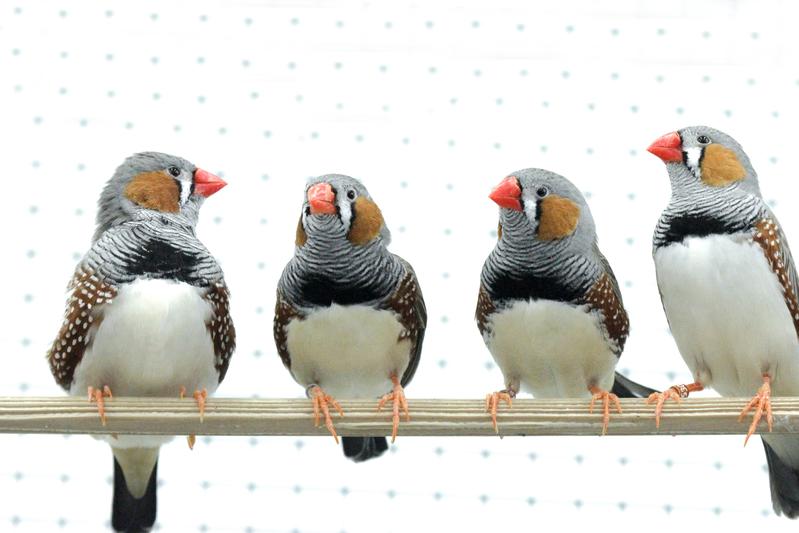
[47,152,235,532]
[648,126,799,518]
[477,169,645,435]
[274,174,426,462]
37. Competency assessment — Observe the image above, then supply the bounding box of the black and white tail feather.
[611,372,656,399]
[342,437,389,462]
[112,458,157,533]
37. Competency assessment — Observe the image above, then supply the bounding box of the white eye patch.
[524,197,538,226]
[685,147,702,178]
[338,196,353,230]
[179,179,192,206]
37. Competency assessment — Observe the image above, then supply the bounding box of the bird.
[476,168,647,436]
[274,174,426,462]
[46,152,235,532]
[648,125,799,518]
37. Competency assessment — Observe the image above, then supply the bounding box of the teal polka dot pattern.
[0,0,797,531]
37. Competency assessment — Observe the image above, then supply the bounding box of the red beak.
[308,182,336,215]
[489,176,522,211]
[647,132,683,162]
[194,168,227,197]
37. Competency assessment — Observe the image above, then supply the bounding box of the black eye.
[536,186,549,198]
[346,189,357,200]
[168,166,181,177]
[697,135,711,145]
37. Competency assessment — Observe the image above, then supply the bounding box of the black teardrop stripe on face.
[125,239,203,284]
[659,213,751,248]
[487,272,585,304]
[298,276,388,306]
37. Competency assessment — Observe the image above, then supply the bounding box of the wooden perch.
[1,397,798,437]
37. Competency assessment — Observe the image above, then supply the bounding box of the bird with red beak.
[477,168,654,436]
[47,152,235,531]
[274,174,427,462]
[648,125,799,518]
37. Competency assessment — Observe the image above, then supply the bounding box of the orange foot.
[377,375,409,443]
[181,386,209,421]
[646,382,704,429]
[180,387,209,450]
[88,385,113,426]
[647,388,683,429]
[309,385,344,444]
[588,386,621,436]
[739,374,773,446]
[485,389,515,434]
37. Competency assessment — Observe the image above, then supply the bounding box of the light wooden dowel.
[0,397,797,437]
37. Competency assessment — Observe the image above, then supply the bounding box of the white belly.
[285,304,411,398]
[484,299,617,398]
[655,234,799,396]
[70,278,220,447]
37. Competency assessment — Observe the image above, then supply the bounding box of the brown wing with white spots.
[203,281,236,383]
[381,258,427,388]
[475,282,497,339]
[48,268,117,390]
[273,290,304,371]
[752,217,799,338]
[584,249,630,357]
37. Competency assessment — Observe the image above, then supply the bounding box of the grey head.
[489,168,597,255]
[647,125,761,198]
[93,151,227,242]
[296,174,391,248]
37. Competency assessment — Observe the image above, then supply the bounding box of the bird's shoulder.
[202,280,236,384]
[751,215,799,339]
[475,282,496,338]
[581,247,629,356]
[380,255,427,331]
[382,255,427,387]
[48,267,118,390]
[273,289,304,370]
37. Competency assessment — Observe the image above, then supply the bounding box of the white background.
[2,0,799,531]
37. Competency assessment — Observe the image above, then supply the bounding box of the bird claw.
[588,387,621,436]
[88,385,113,426]
[485,390,514,434]
[309,385,343,444]
[646,387,683,429]
[180,387,207,449]
[180,386,208,422]
[194,389,208,422]
[377,375,409,443]
[739,375,773,446]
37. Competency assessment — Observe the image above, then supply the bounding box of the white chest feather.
[285,305,411,398]
[655,234,799,396]
[484,299,617,398]
[71,278,219,398]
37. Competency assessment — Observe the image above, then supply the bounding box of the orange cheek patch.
[295,215,307,246]
[700,144,746,187]
[348,197,385,245]
[124,171,180,213]
[497,222,503,240]
[537,195,580,240]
